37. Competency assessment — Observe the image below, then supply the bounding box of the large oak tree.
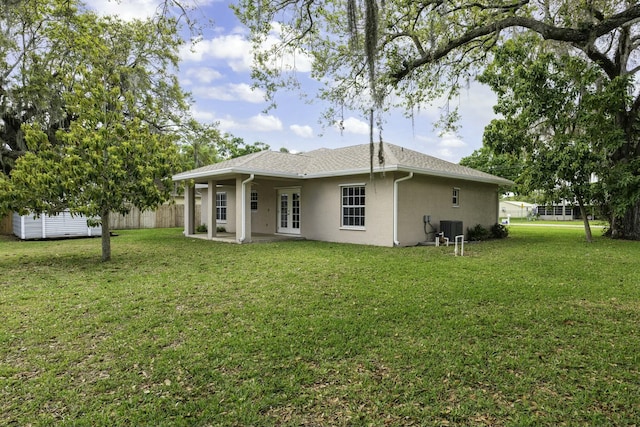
[0,0,76,175]
[478,37,623,242]
[235,0,640,239]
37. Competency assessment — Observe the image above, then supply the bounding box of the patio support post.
[184,182,195,235]
[207,179,217,239]
[236,174,254,243]
[393,172,413,246]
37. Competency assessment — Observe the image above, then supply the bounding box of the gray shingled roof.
[173,143,513,186]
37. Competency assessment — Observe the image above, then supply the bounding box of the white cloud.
[189,110,282,133]
[248,114,283,132]
[85,0,159,20]
[290,124,313,138]
[185,67,223,84]
[404,131,467,161]
[86,0,219,21]
[260,25,313,73]
[438,132,467,148]
[180,34,254,72]
[415,134,438,145]
[189,105,217,123]
[437,148,454,159]
[335,117,371,135]
[216,115,242,133]
[192,83,266,103]
[180,24,313,73]
[458,83,498,118]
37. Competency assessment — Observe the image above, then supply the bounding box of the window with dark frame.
[251,190,258,212]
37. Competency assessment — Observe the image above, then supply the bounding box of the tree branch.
[614,25,630,74]
[630,93,640,119]
[446,0,529,15]
[389,4,640,83]
[579,42,618,80]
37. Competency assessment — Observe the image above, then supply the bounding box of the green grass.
[508,217,608,227]
[1,227,639,426]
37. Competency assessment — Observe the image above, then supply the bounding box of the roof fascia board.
[174,164,513,186]
[302,165,401,179]
[173,167,300,182]
[304,165,513,186]
[399,166,514,186]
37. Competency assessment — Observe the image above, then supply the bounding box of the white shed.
[13,211,102,240]
[499,201,536,219]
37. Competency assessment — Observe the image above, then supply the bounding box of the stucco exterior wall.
[396,174,500,246]
[197,173,499,247]
[201,185,237,233]
[249,181,275,234]
[302,174,395,246]
[202,179,307,235]
[249,179,303,234]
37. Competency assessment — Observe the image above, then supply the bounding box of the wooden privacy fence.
[110,204,201,230]
[0,214,12,235]
[0,204,199,234]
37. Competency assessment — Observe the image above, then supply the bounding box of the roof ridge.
[380,142,401,165]
[236,149,269,165]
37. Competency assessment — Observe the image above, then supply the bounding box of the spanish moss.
[347,0,358,47]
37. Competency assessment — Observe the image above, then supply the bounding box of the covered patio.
[185,232,305,244]
[175,157,304,243]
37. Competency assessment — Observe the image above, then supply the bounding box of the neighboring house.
[13,211,102,240]
[536,203,579,221]
[499,201,536,219]
[172,143,513,247]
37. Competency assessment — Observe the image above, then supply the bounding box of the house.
[536,202,579,221]
[172,143,513,247]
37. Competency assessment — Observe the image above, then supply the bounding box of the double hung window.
[341,185,365,228]
[452,188,460,207]
[251,190,258,212]
[216,192,227,222]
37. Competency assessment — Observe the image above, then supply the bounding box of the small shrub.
[197,225,226,233]
[468,224,490,241]
[490,223,509,239]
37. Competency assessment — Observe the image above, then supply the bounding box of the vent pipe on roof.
[239,174,255,243]
[393,172,413,246]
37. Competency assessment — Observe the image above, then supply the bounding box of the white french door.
[277,188,301,234]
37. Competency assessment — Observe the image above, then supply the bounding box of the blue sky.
[86,0,499,163]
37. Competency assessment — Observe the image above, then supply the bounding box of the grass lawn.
[507,218,608,227]
[1,226,639,426]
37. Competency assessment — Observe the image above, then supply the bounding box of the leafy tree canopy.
[0,1,190,261]
[459,146,523,190]
[235,1,638,120]
[476,36,628,241]
[177,121,271,171]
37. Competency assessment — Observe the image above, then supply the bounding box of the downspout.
[393,172,414,246]
[239,174,255,243]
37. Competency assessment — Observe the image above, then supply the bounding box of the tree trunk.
[611,199,640,240]
[577,197,592,243]
[101,210,111,262]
